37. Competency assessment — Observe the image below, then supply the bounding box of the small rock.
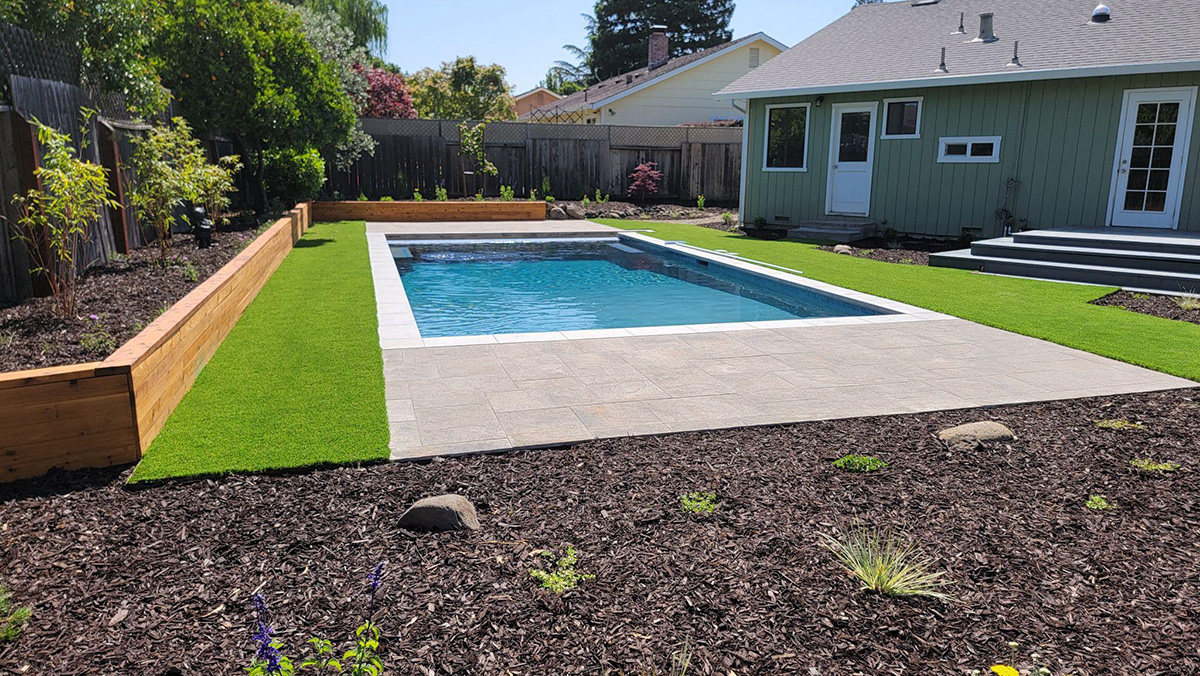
[398,494,480,532]
[564,203,586,219]
[833,244,854,254]
[548,206,567,220]
[604,211,624,219]
[937,421,1016,451]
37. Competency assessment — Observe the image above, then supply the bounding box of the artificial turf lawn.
[600,220,1200,383]
[130,221,389,481]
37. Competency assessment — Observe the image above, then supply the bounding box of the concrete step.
[787,221,878,244]
[972,238,1200,275]
[1014,229,1200,256]
[929,249,1200,293]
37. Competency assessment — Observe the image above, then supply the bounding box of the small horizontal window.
[882,98,922,138]
[938,136,1001,163]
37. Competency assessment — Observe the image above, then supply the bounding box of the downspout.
[733,99,750,226]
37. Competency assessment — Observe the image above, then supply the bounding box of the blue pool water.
[394,239,881,337]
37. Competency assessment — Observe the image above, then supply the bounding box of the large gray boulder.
[564,203,586,219]
[398,494,480,532]
[548,205,568,220]
[937,421,1016,451]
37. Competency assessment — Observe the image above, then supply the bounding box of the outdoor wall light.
[816,95,825,107]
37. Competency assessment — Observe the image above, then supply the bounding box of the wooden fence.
[312,200,545,222]
[327,119,743,205]
[0,203,311,482]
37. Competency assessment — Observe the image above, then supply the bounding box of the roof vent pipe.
[1091,4,1112,23]
[972,12,998,43]
[936,47,948,73]
[953,12,965,34]
[1008,41,1022,67]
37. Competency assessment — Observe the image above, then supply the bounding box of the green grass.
[599,220,1200,382]
[131,221,389,481]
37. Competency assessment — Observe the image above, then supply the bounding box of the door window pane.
[1136,103,1158,123]
[1134,125,1155,145]
[1124,191,1146,211]
[838,112,871,162]
[1155,124,1177,145]
[765,106,808,169]
[1128,170,1148,190]
[1151,147,1174,168]
[1148,170,1171,191]
[885,100,919,136]
[1146,192,1168,212]
[1130,147,1152,168]
[1158,102,1180,123]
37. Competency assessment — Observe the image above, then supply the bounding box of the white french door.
[1109,87,1197,229]
[826,103,877,216]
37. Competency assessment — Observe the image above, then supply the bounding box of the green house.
[716,0,1200,263]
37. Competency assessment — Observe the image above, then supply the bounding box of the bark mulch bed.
[817,239,964,266]
[562,200,734,223]
[0,225,264,372]
[1,390,1198,675]
[1092,290,1200,326]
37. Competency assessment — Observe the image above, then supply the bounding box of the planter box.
[312,200,545,222]
[0,203,312,482]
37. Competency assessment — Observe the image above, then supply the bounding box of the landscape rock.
[937,421,1016,450]
[604,211,624,219]
[833,244,854,254]
[564,203,586,219]
[548,206,567,220]
[398,494,480,532]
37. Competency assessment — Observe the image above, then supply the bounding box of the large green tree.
[408,57,516,121]
[283,0,388,58]
[156,0,356,211]
[589,0,735,79]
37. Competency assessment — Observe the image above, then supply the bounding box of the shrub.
[263,147,326,205]
[679,491,717,515]
[1086,494,1114,510]
[530,546,594,593]
[499,185,515,201]
[129,117,209,266]
[356,193,368,201]
[595,189,610,205]
[540,175,553,201]
[379,195,394,202]
[819,527,954,601]
[7,112,117,316]
[434,185,449,201]
[721,212,736,227]
[833,454,887,473]
[0,584,31,642]
[1130,457,1179,472]
[413,189,423,201]
[458,122,497,196]
[582,194,591,208]
[628,162,663,200]
[696,195,705,209]
[1095,418,1146,431]
[194,154,241,226]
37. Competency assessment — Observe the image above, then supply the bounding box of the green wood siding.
[742,72,1200,237]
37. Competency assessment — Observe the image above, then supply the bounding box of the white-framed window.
[881,97,923,139]
[938,136,1002,163]
[749,47,761,69]
[763,103,810,172]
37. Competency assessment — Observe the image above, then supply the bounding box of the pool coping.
[366,229,953,350]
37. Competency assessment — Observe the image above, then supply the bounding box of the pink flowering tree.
[358,66,417,119]
[627,161,663,201]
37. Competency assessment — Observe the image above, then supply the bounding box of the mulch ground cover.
[1093,290,1200,326]
[0,224,263,373]
[817,238,964,266]
[1,389,1197,675]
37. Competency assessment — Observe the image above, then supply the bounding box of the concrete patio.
[384,318,1193,459]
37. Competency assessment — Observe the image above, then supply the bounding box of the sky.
[384,0,853,93]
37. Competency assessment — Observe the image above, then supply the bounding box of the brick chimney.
[648,25,669,70]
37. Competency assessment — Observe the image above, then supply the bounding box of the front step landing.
[788,220,878,244]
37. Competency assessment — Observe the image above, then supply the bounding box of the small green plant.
[178,258,199,282]
[1086,494,1115,510]
[582,193,591,208]
[1095,418,1147,431]
[819,527,954,601]
[594,189,609,205]
[1173,295,1200,311]
[458,121,498,197]
[900,257,915,264]
[474,192,485,201]
[833,454,887,473]
[721,212,736,227]
[529,188,539,201]
[357,193,368,201]
[0,585,31,643]
[413,188,423,201]
[545,195,555,202]
[79,314,117,355]
[499,184,515,201]
[679,491,718,515]
[128,117,211,266]
[530,546,594,593]
[540,175,553,201]
[379,195,394,202]
[696,195,705,209]
[1130,292,1151,300]
[435,185,448,201]
[0,331,15,350]
[1130,457,1180,472]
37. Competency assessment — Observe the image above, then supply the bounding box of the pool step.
[787,221,878,243]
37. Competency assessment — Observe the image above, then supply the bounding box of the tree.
[156,0,356,212]
[127,118,209,265]
[408,57,517,121]
[540,70,586,96]
[589,0,735,79]
[359,66,417,119]
[283,0,388,58]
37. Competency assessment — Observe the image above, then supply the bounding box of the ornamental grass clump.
[832,454,887,473]
[530,546,594,594]
[819,527,954,601]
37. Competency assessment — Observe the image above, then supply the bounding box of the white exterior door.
[827,103,877,216]
[1110,87,1197,229]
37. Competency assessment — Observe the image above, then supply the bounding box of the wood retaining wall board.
[311,200,546,222]
[0,203,312,482]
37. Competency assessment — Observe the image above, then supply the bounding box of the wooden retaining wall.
[0,203,312,481]
[312,200,546,222]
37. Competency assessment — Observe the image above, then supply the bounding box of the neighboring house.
[716,0,1200,247]
[513,87,563,118]
[528,27,786,126]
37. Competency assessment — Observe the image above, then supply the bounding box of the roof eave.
[713,59,1200,100]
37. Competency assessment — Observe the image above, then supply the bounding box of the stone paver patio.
[384,318,1193,459]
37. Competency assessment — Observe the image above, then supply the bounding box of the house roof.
[716,0,1200,99]
[514,86,562,102]
[534,32,786,115]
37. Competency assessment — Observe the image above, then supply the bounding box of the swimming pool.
[392,237,886,338]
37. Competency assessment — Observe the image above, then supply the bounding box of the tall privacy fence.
[328,118,743,204]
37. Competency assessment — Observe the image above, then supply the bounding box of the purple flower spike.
[89,314,99,321]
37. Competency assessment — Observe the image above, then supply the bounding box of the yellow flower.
[991,667,1020,676]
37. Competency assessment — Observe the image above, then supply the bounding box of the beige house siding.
[514,89,562,117]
